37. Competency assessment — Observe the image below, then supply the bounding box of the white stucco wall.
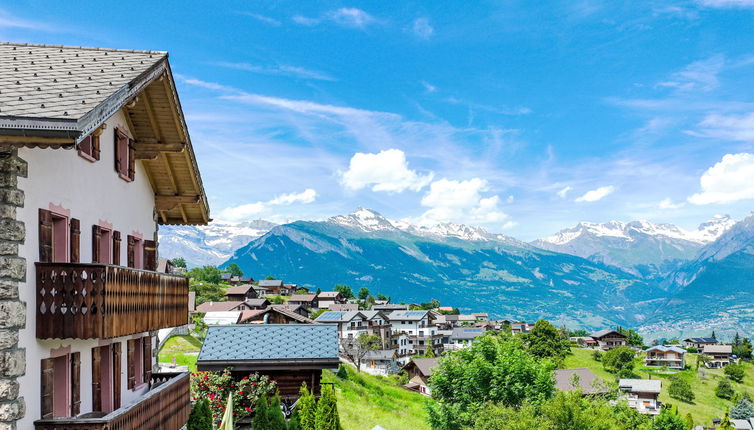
[16,109,159,426]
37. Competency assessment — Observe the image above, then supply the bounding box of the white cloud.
[657,55,725,92]
[341,149,433,193]
[328,8,376,28]
[697,0,754,8]
[688,153,754,204]
[658,198,685,209]
[237,12,281,26]
[213,61,336,81]
[692,112,754,141]
[294,8,377,29]
[0,9,54,30]
[412,17,434,39]
[218,188,317,221]
[575,186,615,202]
[557,186,572,198]
[416,178,509,225]
[421,81,437,93]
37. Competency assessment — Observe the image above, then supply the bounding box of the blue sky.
[3,0,754,240]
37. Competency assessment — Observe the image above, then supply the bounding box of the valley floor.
[563,347,754,426]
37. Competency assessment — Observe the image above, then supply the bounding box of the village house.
[221,273,254,285]
[238,306,314,324]
[590,329,628,350]
[683,337,718,350]
[244,298,271,310]
[387,310,443,356]
[258,279,288,295]
[329,303,359,311]
[444,327,485,351]
[360,349,400,376]
[252,285,269,297]
[510,322,535,334]
[197,325,339,399]
[402,358,439,396]
[317,291,348,309]
[224,284,258,301]
[0,42,210,429]
[618,379,662,415]
[644,345,686,369]
[195,300,250,313]
[701,344,734,368]
[472,312,489,322]
[288,293,319,310]
[372,303,409,312]
[554,368,609,396]
[203,311,243,326]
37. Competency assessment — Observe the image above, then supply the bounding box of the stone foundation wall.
[0,145,27,430]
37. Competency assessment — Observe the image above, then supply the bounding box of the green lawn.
[322,365,432,430]
[158,334,202,372]
[563,347,754,426]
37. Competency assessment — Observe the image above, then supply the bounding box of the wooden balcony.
[35,371,190,430]
[36,262,188,340]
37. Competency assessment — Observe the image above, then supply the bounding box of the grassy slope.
[322,365,432,430]
[158,334,202,371]
[563,348,754,426]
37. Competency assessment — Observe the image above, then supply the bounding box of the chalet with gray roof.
[590,329,628,350]
[197,324,339,398]
[702,344,733,368]
[225,284,258,301]
[238,307,314,324]
[289,294,318,310]
[195,300,250,313]
[644,345,685,369]
[683,337,718,350]
[317,291,347,309]
[618,379,662,415]
[402,358,439,396]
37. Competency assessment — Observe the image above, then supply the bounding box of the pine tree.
[187,399,213,430]
[711,330,717,339]
[423,339,435,358]
[731,398,754,420]
[297,383,317,430]
[252,395,270,429]
[314,386,341,430]
[287,411,302,430]
[683,413,694,430]
[733,332,741,347]
[719,408,734,430]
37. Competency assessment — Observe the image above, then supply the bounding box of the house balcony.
[36,262,188,340]
[35,372,190,430]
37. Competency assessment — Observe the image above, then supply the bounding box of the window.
[40,353,80,419]
[114,128,134,181]
[99,228,112,264]
[127,336,152,390]
[78,133,100,162]
[39,209,77,263]
[51,213,68,263]
[127,235,144,269]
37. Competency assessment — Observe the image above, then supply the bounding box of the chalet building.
[554,368,609,396]
[317,291,347,309]
[510,322,535,334]
[589,329,628,350]
[252,285,269,297]
[238,306,314,324]
[644,345,685,369]
[387,310,443,357]
[197,325,339,398]
[360,350,400,376]
[195,301,250,313]
[224,284,258,301]
[445,327,485,351]
[221,274,254,285]
[258,279,286,295]
[618,379,662,415]
[203,311,243,326]
[288,294,318,310]
[329,303,359,311]
[372,304,408,312]
[683,337,718,350]
[402,358,438,396]
[0,42,210,429]
[702,344,733,368]
[244,298,271,310]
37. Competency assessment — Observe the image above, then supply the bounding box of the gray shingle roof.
[451,327,485,340]
[198,324,338,361]
[315,311,365,323]
[0,42,165,130]
[388,310,429,321]
[590,329,626,339]
[619,379,661,394]
[258,279,283,287]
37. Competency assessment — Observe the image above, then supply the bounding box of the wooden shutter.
[69,218,80,263]
[114,128,122,174]
[112,231,121,266]
[127,138,136,180]
[144,240,157,271]
[71,352,81,416]
[79,136,92,157]
[92,225,102,263]
[127,235,135,268]
[126,339,136,389]
[91,346,102,412]
[39,209,53,263]
[92,134,101,160]
[41,358,54,419]
[112,343,121,409]
[143,336,152,385]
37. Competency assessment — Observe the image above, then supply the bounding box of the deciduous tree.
[342,333,380,372]
[602,346,636,377]
[668,376,695,403]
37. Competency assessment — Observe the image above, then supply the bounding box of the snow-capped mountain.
[531,216,735,275]
[159,220,277,267]
[329,207,521,244]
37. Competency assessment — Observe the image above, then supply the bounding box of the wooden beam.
[155,195,200,211]
[161,73,188,143]
[133,142,185,159]
[142,90,163,142]
[161,153,179,194]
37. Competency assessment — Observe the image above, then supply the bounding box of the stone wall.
[0,145,27,430]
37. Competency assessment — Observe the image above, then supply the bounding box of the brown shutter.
[69,218,80,263]
[92,225,102,263]
[112,342,121,409]
[143,336,152,384]
[41,358,54,419]
[39,209,53,263]
[112,231,121,266]
[127,235,135,268]
[91,346,102,412]
[126,339,136,390]
[92,134,101,161]
[79,136,92,157]
[114,128,121,174]
[127,138,136,180]
[71,352,81,416]
[143,240,157,271]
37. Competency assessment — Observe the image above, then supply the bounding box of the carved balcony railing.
[34,371,190,430]
[36,263,188,339]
